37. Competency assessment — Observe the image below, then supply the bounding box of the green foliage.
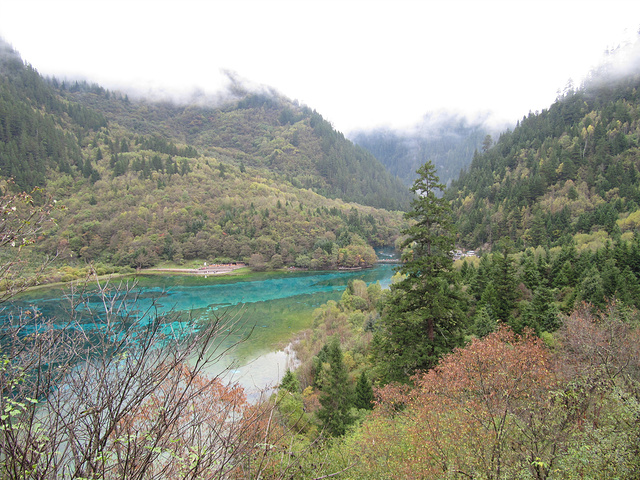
[274,371,317,437]
[280,369,300,393]
[523,285,560,333]
[457,231,640,334]
[472,305,497,337]
[491,244,520,325]
[0,44,104,190]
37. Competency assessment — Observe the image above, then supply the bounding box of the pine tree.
[520,253,542,291]
[354,371,374,410]
[473,305,497,338]
[280,369,300,393]
[317,337,353,436]
[527,286,560,333]
[492,244,520,325]
[579,265,605,308]
[375,161,464,382]
[617,265,640,308]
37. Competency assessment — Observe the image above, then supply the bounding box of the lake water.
[9,263,397,395]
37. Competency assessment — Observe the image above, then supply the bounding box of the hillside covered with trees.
[448,42,640,251]
[0,38,411,279]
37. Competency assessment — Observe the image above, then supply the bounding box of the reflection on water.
[8,263,396,394]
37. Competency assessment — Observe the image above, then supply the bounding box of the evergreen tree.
[470,255,493,300]
[601,258,621,300]
[617,265,640,308]
[479,281,499,317]
[317,337,354,436]
[473,305,497,337]
[492,243,520,325]
[579,265,605,308]
[312,343,330,389]
[82,157,93,178]
[375,161,464,382]
[354,371,374,410]
[522,285,560,334]
[459,259,475,283]
[520,253,542,291]
[280,369,300,394]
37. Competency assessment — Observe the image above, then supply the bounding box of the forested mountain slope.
[351,111,493,187]
[447,40,640,251]
[0,41,107,190]
[60,79,411,212]
[0,40,408,275]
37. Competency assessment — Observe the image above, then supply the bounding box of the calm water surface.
[10,263,396,394]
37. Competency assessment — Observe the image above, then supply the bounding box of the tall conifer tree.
[375,161,464,382]
[317,337,353,436]
[492,243,520,325]
[354,371,374,410]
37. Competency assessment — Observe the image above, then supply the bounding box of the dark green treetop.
[279,369,300,394]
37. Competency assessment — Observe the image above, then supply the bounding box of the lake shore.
[142,263,248,276]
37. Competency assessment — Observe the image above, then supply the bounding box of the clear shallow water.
[8,263,396,394]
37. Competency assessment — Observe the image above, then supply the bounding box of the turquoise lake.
[9,263,397,394]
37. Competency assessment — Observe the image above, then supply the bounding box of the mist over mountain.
[447,32,640,251]
[349,111,506,187]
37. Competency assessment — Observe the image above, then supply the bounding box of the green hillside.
[448,42,640,250]
[0,40,409,278]
[0,41,106,190]
[58,78,411,212]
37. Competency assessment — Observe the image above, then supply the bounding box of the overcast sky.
[0,0,639,133]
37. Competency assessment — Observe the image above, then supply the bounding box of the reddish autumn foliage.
[357,326,576,479]
[557,302,640,391]
[112,363,283,479]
